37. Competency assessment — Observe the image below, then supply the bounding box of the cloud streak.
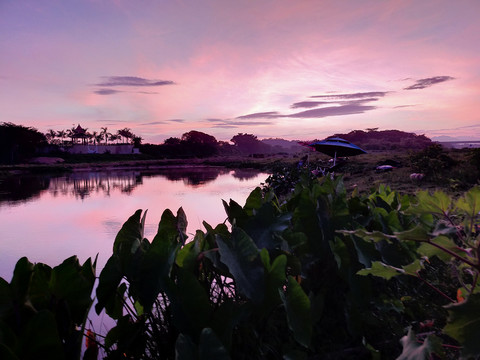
[236,111,280,119]
[286,104,376,118]
[94,88,122,95]
[310,91,389,100]
[96,76,175,87]
[404,76,454,90]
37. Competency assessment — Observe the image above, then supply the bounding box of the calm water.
[0,167,269,280]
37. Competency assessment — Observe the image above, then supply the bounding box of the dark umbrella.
[309,137,367,166]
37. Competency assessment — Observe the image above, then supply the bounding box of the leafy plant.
[0,256,96,359]
[6,168,480,359]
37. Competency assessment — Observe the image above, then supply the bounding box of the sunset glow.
[1,0,479,142]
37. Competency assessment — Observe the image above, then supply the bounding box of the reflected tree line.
[0,168,263,204]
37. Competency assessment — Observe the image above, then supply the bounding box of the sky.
[1,0,480,143]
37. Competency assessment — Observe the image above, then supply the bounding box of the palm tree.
[109,134,120,144]
[117,128,134,144]
[91,131,98,144]
[57,130,67,145]
[66,128,74,144]
[46,129,57,144]
[100,127,110,145]
[95,133,103,144]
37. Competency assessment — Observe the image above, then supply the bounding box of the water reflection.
[0,175,51,205]
[0,166,256,203]
[0,167,269,282]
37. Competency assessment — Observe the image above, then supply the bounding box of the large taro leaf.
[154,208,187,245]
[131,208,184,312]
[10,257,34,305]
[0,278,12,318]
[21,310,64,360]
[444,293,480,358]
[49,255,96,325]
[95,255,123,317]
[243,187,263,216]
[198,328,230,360]
[112,209,146,270]
[216,228,264,304]
[260,249,287,311]
[222,199,248,227]
[242,202,291,250]
[396,328,444,360]
[280,276,312,348]
[174,267,212,335]
[175,333,197,360]
[175,328,230,360]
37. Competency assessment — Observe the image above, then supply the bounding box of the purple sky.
[1,0,479,143]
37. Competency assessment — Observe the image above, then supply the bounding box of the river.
[0,166,269,280]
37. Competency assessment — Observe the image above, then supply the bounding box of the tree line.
[45,125,142,146]
[0,122,283,164]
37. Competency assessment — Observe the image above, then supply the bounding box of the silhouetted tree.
[231,133,271,154]
[164,137,181,146]
[0,122,47,164]
[180,130,218,157]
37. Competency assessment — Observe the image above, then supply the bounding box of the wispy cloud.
[310,91,388,100]
[236,111,279,119]
[404,76,454,90]
[96,76,176,87]
[141,121,166,125]
[168,119,186,123]
[286,104,376,118]
[290,101,330,109]
[236,103,376,120]
[393,104,417,109]
[94,88,122,95]
[94,119,131,124]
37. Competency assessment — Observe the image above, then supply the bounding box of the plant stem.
[416,274,455,303]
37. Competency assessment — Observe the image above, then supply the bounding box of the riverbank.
[0,154,297,175]
[2,146,478,195]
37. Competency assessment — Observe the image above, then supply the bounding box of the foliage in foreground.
[3,172,480,359]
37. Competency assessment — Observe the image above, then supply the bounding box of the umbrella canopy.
[309,137,367,157]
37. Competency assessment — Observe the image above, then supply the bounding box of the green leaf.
[397,328,444,360]
[10,257,34,304]
[21,310,64,360]
[113,209,146,270]
[444,293,480,358]
[402,259,424,275]
[339,229,392,243]
[217,228,264,303]
[176,268,212,333]
[395,226,430,242]
[417,236,467,262]
[199,328,231,360]
[243,203,290,249]
[243,187,263,216]
[222,199,247,227]
[0,278,12,318]
[456,186,480,218]
[357,261,404,280]
[281,276,312,348]
[261,250,287,311]
[411,190,452,217]
[95,255,123,316]
[175,333,197,360]
[49,256,96,325]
